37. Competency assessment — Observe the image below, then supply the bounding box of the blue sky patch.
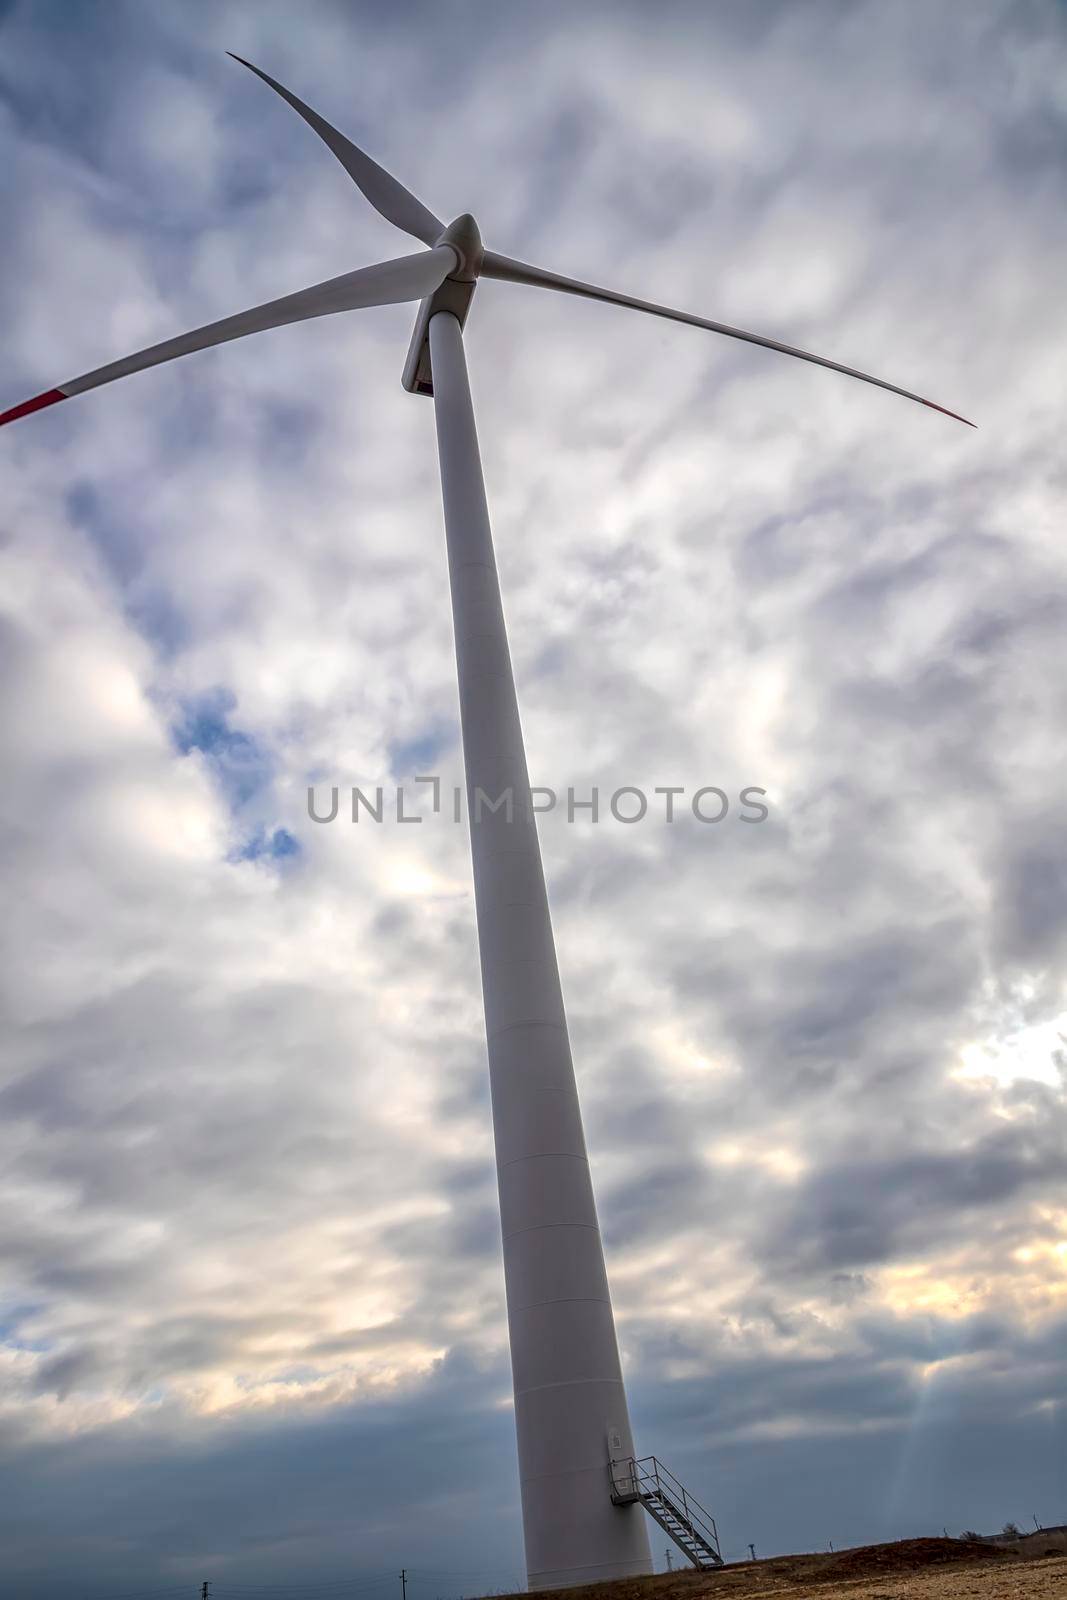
[231,825,301,864]
[388,723,455,777]
[173,687,274,808]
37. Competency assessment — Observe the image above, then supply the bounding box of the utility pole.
[1033,1514,1040,1530]
[748,1544,756,1562]
[400,1568,407,1600]
[665,1549,672,1571]
[201,1584,210,1600]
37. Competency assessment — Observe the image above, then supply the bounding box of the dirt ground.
[523,1539,1067,1600]
[736,1554,1067,1600]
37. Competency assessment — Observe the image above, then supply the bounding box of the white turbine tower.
[1,57,973,1590]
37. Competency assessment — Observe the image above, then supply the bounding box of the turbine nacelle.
[402,216,484,398]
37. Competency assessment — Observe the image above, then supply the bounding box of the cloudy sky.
[1,0,1065,1595]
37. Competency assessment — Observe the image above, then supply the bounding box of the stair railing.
[610,1455,722,1562]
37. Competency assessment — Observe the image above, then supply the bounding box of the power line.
[171,1570,527,1599]
[403,1571,525,1581]
[213,1578,397,1587]
[210,1587,397,1600]
[211,1590,396,1599]
[76,1589,194,1599]
[211,1582,396,1595]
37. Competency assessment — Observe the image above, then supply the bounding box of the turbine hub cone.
[437,213,483,282]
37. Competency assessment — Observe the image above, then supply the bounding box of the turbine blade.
[0,248,455,428]
[481,251,975,427]
[228,54,444,248]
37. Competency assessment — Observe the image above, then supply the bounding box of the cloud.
[1,0,1066,1593]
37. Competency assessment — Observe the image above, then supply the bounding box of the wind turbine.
[1,56,973,1590]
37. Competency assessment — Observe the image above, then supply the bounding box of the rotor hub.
[437,213,483,282]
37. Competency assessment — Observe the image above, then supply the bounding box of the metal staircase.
[610,1455,724,1570]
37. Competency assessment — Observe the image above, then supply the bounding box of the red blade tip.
[0,388,67,429]
[922,397,976,428]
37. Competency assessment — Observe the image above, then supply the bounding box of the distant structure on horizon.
[0,54,973,1589]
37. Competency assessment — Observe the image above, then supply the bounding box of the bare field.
[526,1540,1067,1600]
[732,1553,1067,1600]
